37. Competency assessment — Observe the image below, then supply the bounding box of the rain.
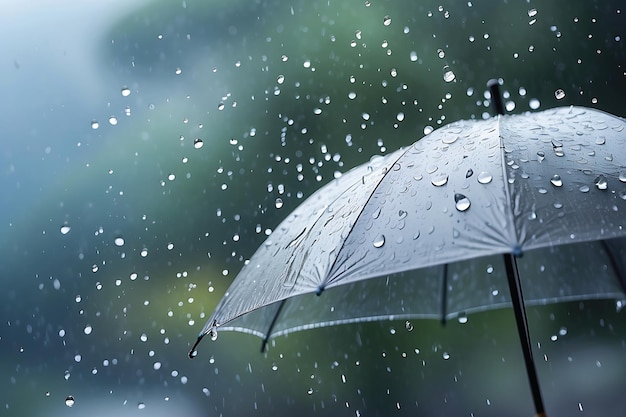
[1,1,625,416]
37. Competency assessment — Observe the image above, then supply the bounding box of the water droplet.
[579,185,590,193]
[595,136,606,145]
[431,174,449,187]
[442,352,450,360]
[348,91,357,99]
[442,65,456,82]
[275,198,284,209]
[594,175,608,190]
[398,210,407,220]
[60,225,71,235]
[193,138,204,149]
[121,86,131,97]
[620,172,626,183]
[277,74,285,84]
[138,402,146,410]
[217,103,225,110]
[537,151,545,162]
[529,98,540,110]
[108,116,118,125]
[65,396,75,407]
[91,120,99,129]
[383,15,392,26]
[424,125,434,135]
[477,172,493,184]
[405,321,413,331]
[454,194,471,211]
[396,112,405,122]
[437,48,445,58]
[554,89,565,100]
[114,237,125,247]
[373,234,385,248]
[210,328,218,341]
[457,313,468,324]
[549,174,563,187]
[465,169,474,178]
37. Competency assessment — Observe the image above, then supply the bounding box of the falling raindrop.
[477,172,493,184]
[91,120,99,129]
[442,65,456,82]
[373,234,385,248]
[121,86,131,97]
[529,98,541,110]
[60,225,71,235]
[454,194,471,211]
[114,237,125,247]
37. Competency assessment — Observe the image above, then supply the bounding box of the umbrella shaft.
[504,253,546,416]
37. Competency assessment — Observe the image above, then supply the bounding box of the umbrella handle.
[504,253,547,417]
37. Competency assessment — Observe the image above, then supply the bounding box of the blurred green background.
[1,0,624,416]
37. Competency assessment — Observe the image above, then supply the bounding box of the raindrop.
[457,313,468,324]
[431,174,449,187]
[193,138,204,149]
[383,15,392,26]
[550,175,563,187]
[554,89,566,100]
[423,125,434,135]
[60,225,71,235]
[620,172,626,183]
[594,175,608,190]
[405,321,413,331]
[437,48,445,58]
[84,325,92,335]
[138,403,146,410]
[442,352,450,360]
[91,120,99,129]
[277,74,285,84]
[529,98,540,110]
[373,234,385,248]
[108,116,118,125]
[65,396,75,407]
[114,237,125,247]
[595,136,606,145]
[477,172,493,184]
[442,65,456,82]
[410,51,418,62]
[210,328,218,341]
[275,198,284,209]
[396,112,405,122]
[465,169,474,178]
[579,185,590,193]
[454,194,471,211]
[121,86,131,97]
[218,103,225,111]
[348,91,357,99]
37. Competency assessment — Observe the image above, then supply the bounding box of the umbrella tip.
[188,334,204,359]
[315,285,325,296]
[487,79,505,116]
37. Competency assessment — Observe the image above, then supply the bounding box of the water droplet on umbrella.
[413,230,421,240]
[431,174,449,187]
[383,15,392,26]
[465,169,473,178]
[595,136,606,145]
[398,210,407,220]
[620,172,626,183]
[537,151,545,162]
[194,138,204,149]
[424,125,434,135]
[108,116,118,125]
[210,328,218,341]
[372,207,382,219]
[594,175,608,190]
[114,237,125,247]
[550,175,563,187]
[554,89,565,100]
[405,321,413,331]
[121,86,131,97]
[91,120,99,129]
[579,185,590,193]
[477,172,492,184]
[373,234,385,248]
[454,194,470,211]
[60,225,71,235]
[65,396,75,407]
[275,198,284,209]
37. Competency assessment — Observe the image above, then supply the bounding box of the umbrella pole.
[503,253,547,417]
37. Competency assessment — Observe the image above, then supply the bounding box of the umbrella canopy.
[195,105,626,343]
[191,102,626,415]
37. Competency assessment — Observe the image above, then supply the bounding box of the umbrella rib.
[600,239,626,295]
[260,299,287,353]
[439,263,448,326]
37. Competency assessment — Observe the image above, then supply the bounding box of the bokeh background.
[1,0,625,416]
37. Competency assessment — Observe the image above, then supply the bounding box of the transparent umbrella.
[191,82,626,416]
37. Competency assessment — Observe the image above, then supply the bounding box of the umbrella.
[190,81,626,416]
